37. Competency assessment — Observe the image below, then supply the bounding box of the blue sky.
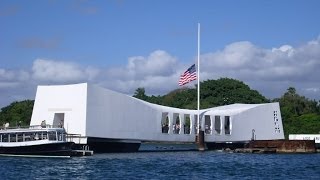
[1,0,320,108]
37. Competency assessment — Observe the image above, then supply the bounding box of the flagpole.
[197,23,205,151]
[197,23,200,134]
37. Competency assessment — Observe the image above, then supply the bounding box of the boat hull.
[85,137,141,153]
[0,142,75,156]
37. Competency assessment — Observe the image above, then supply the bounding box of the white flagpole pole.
[197,23,200,134]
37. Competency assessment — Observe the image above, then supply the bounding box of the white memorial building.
[30,83,284,152]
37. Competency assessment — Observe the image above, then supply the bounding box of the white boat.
[0,125,75,157]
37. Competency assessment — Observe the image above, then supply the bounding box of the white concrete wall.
[86,84,198,142]
[204,103,284,142]
[30,83,87,136]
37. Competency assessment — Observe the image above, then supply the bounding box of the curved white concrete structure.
[30,83,284,152]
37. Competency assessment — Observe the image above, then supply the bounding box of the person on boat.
[59,121,63,128]
[4,122,9,129]
[41,120,46,128]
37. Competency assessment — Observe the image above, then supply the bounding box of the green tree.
[199,78,269,108]
[0,100,34,127]
[275,87,320,138]
[133,87,148,101]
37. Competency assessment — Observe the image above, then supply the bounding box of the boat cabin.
[0,126,67,144]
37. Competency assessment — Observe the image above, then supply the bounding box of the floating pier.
[71,145,94,156]
[71,150,94,156]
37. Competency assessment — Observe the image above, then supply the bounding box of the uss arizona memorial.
[30,83,284,152]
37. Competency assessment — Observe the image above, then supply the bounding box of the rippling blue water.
[1,151,319,179]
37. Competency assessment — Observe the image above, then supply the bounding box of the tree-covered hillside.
[273,87,320,138]
[0,100,34,127]
[134,78,269,109]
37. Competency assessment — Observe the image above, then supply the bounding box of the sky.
[1,0,320,108]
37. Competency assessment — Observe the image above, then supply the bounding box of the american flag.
[179,64,197,86]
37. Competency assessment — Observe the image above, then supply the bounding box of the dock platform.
[71,150,94,156]
[228,140,317,153]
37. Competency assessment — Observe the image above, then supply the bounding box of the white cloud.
[0,82,20,88]
[0,69,30,90]
[198,37,320,99]
[0,69,33,107]
[0,69,15,80]
[200,37,320,84]
[31,59,99,82]
[115,50,178,78]
[1,37,320,107]
[202,41,259,69]
[17,70,30,81]
[104,50,181,94]
[0,59,101,107]
[304,88,320,93]
[85,66,100,81]
[107,74,180,95]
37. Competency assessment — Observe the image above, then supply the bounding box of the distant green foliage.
[0,100,34,127]
[200,78,269,108]
[161,87,197,109]
[273,87,320,138]
[134,78,269,109]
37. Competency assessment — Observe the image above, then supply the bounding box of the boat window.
[57,132,65,141]
[41,131,48,140]
[10,134,16,142]
[25,132,41,141]
[57,131,66,141]
[48,131,57,141]
[214,116,221,135]
[173,113,180,134]
[29,133,35,141]
[184,114,191,134]
[24,133,31,141]
[2,134,8,142]
[224,116,231,135]
[17,133,23,142]
[204,115,212,135]
[161,112,169,134]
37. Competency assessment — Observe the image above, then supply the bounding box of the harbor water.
[1,149,319,179]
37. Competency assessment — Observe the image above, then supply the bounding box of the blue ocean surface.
[0,151,319,179]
